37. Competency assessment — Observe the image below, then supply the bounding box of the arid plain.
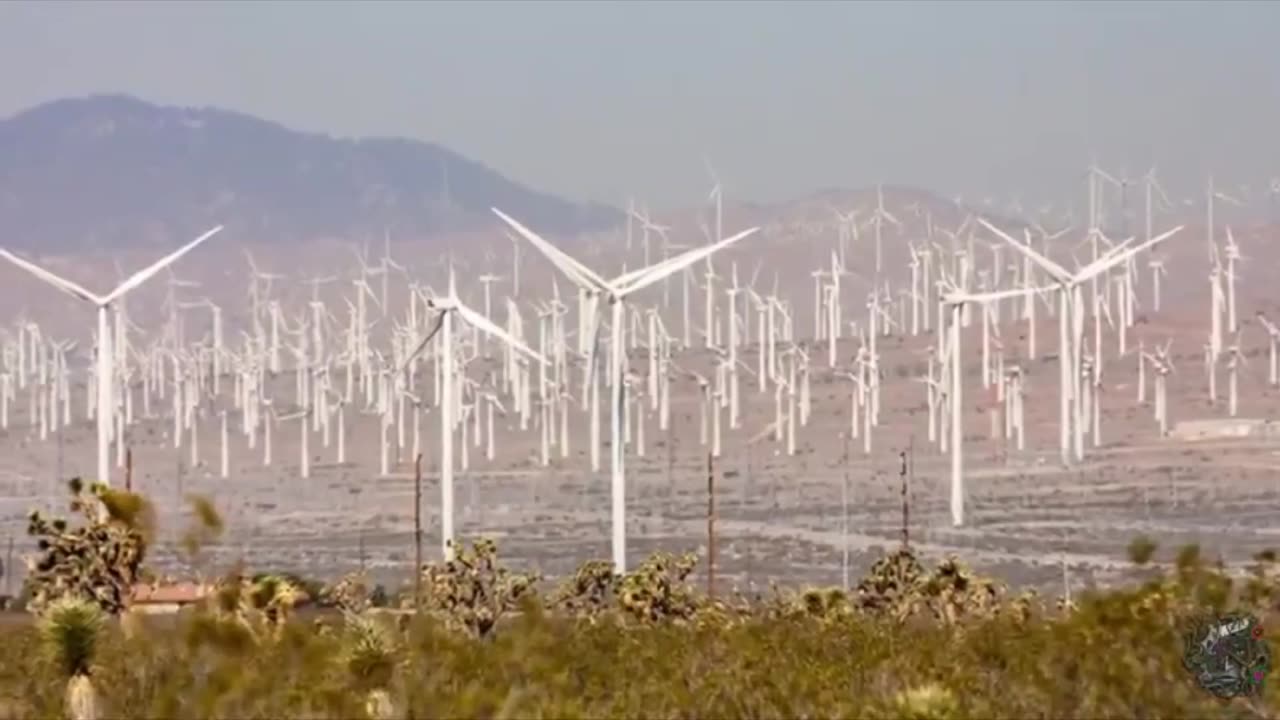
[2,194,1278,599]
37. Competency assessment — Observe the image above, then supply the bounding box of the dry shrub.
[321,570,375,614]
[411,538,539,638]
[0,549,1274,718]
[9,489,1280,717]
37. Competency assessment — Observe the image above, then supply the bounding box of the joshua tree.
[38,596,107,720]
[341,611,401,719]
[853,547,1007,626]
[549,552,708,625]
[613,551,703,624]
[25,478,152,615]
[207,567,303,642]
[323,570,375,613]
[414,539,539,638]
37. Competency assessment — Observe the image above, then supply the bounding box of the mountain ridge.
[0,94,622,251]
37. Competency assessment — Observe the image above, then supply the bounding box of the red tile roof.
[131,582,210,605]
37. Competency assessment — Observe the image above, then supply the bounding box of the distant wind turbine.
[0,226,224,487]
[494,207,759,574]
[400,268,545,561]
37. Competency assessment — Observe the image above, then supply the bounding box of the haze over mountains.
[0,95,622,252]
[0,94,1140,257]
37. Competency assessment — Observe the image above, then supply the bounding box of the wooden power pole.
[414,452,423,605]
[899,447,910,550]
[706,451,717,598]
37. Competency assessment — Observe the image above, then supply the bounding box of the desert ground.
[2,210,1278,598]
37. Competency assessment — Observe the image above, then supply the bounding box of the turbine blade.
[400,311,446,373]
[105,226,223,304]
[0,250,102,304]
[454,301,545,364]
[492,208,611,292]
[978,219,1071,283]
[949,285,1059,304]
[1075,226,1182,284]
[582,307,603,402]
[616,226,760,296]
[749,259,763,289]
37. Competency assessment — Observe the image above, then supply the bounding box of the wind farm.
[5,2,1280,712]
[1,94,1278,607]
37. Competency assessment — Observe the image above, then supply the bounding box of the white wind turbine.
[494,207,759,573]
[866,184,902,275]
[1205,176,1244,263]
[980,219,1183,464]
[940,282,1054,525]
[0,226,223,486]
[704,157,724,251]
[1142,168,1173,251]
[1144,341,1175,435]
[400,268,545,562]
[1256,313,1280,386]
[1224,330,1248,418]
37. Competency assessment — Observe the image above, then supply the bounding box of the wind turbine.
[494,207,759,574]
[980,218,1182,464]
[0,226,223,486]
[400,268,545,562]
[866,184,902,275]
[704,156,724,247]
[1206,176,1244,262]
[940,283,1054,525]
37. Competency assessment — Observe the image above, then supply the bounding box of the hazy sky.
[1,1,1277,211]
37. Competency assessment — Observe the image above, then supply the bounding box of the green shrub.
[3,487,1276,718]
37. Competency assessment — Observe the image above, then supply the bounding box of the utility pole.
[745,439,754,593]
[842,431,851,590]
[899,446,910,550]
[667,421,676,498]
[356,475,367,576]
[706,452,717,599]
[414,453,423,605]
[56,416,64,505]
[3,536,11,599]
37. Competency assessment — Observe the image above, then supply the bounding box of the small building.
[130,581,211,614]
[1168,418,1272,441]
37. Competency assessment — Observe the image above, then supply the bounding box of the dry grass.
[3,535,1280,719]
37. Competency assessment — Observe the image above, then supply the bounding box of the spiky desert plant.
[199,566,304,645]
[891,683,960,720]
[24,478,153,615]
[323,570,375,613]
[548,560,617,621]
[1008,588,1039,626]
[342,611,400,719]
[614,551,703,624]
[415,539,539,638]
[1242,548,1280,610]
[248,574,302,636]
[919,557,1003,626]
[855,547,927,622]
[38,596,107,720]
[766,585,855,625]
